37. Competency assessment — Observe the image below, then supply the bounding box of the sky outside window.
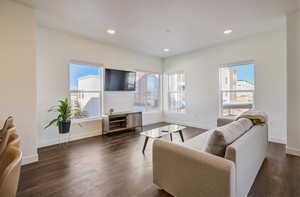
[69,63,101,90]
[230,63,254,84]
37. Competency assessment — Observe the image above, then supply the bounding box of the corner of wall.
[269,137,286,144]
[22,154,39,166]
[160,57,166,72]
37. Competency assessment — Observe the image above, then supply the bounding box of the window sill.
[164,111,186,115]
[142,111,162,114]
[219,115,237,119]
[71,117,102,124]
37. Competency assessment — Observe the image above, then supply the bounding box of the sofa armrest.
[225,124,268,197]
[153,139,236,197]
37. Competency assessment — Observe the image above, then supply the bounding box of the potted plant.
[44,98,72,134]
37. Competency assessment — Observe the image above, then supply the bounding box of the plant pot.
[58,121,71,134]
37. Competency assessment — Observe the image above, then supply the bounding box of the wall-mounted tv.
[104,68,136,91]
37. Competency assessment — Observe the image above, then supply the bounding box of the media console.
[102,111,142,134]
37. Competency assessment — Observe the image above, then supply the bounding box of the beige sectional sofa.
[153,119,268,197]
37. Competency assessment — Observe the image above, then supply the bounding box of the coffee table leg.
[142,136,149,154]
[169,133,173,141]
[179,130,184,142]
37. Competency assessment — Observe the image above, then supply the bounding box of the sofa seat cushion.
[205,118,253,157]
[179,130,213,151]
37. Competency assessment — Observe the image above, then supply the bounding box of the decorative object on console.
[109,108,114,115]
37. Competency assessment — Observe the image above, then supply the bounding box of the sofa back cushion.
[205,118,253,157]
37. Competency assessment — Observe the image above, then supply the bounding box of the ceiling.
[18,0,298,57]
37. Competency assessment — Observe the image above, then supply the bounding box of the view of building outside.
[134,72,160,112]
[167,72,185,113]
[220,63,254,116]
[69,64,101,119]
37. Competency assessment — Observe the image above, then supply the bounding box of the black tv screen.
[105,69,136,91]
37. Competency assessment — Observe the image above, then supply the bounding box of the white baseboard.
[142,113,163,126]
[38,120,162,148]
[22,154,39,165]
[39,130,102,148]
[286,147,300,157]
[269,137,286,144]
[143,120,162,126]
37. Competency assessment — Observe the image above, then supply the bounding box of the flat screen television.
[105,68,136,91]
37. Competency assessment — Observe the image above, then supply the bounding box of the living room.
[1,0,300,197]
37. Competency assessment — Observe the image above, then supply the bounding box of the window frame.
[133,71,162,113]
[219,61,255,117]
[165,71,186,113]
[69,62,103,121]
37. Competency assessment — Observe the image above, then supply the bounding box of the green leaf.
[44,118,59,129]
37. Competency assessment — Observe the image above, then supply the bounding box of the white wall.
[286,11,300,156]
[163,28,287,144]
[0,0,38,164]
[37,26,162,147]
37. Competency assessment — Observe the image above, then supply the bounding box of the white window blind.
[167,71,186,113]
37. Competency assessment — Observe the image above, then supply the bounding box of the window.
[69,63,102,119]
[134,72,160,112]
[219,63,255,116]
[167,71,186,112]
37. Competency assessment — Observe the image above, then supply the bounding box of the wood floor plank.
[17,123,300,197]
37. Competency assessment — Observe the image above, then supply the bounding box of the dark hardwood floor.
[17,122,300,197]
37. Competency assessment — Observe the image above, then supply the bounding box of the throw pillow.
[205,118,253,157]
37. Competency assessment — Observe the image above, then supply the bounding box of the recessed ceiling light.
[106,29,116,35]
[224,29,233,34]
[163,48,170,52]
